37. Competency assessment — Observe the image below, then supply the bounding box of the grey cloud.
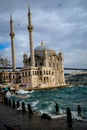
[0,0,87,69]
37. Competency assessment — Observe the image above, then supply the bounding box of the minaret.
[10,14,16,71]
[27,4,35,67]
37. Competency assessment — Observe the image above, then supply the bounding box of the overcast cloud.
[0,0,87,72]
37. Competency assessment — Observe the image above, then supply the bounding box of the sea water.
[9,85,87,120]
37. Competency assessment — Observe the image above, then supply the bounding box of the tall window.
[49,62,51,67]
[43,70,45,75]
[53,63,55,68]
[40,71,42,75]
[25,72,27,76]
[57,63,58,70]
[28,71,30,76]
[46,71,48,75]
[33,71,34,75]
[52,72,54,75]
[13,75,15,79]
[22,72,24,77]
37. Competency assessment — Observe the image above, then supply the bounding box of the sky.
[0,0,87,72]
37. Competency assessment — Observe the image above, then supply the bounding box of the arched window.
[40,71,42,75]
[25,72,27,76]
[13,75,15,79]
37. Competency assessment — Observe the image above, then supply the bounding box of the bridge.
[64,68,87,70]
[0,67,87,70]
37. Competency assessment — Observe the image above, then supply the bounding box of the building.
[20,5,65,89]
[0,4,66,89]
[0,71,21,84]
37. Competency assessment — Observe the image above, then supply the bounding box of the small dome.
[35,41,51,51]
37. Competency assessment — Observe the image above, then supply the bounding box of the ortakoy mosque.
[0,5,66,89]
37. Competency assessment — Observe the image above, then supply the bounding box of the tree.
[0,55,11,69]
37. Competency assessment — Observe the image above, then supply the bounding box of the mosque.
[0,5,66,89]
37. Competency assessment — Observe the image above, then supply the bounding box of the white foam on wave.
[28,90,34,93]
[5,91,12,97]
[48,106,53,112]
[16,102,29,111]
[71,111,87,122]
[50,113,66,119]
[31,100,39,107]
[16,106,22,111]
[18,94,31,99]
[60,109,66,114]
[17,89,29,94]
[39,108,66,119]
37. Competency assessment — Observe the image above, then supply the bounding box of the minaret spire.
[28,3,30,14]
[10,14,16,71]
[27,3,35,67]
[10,14,12,21]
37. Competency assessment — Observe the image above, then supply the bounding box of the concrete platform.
[0,102,87,130]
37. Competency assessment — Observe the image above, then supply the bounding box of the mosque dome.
[34,41,51,51]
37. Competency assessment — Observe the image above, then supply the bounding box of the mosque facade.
[20,5,65,89]
[0,5,66,89]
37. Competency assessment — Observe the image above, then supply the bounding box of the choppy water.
[9,85,87,120]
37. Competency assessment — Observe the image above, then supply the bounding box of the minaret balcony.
[28,26,33,32]
[10,33,15,38]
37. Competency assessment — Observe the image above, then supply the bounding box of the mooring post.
[8,99,11,106]
[13,99,15,108]
[5,97,8,105]
[55,103,59,114]
[66,107,72,128]
[17,100,19,108]
[28,103,33,116]
[77,105,81,116]
[3,95,5,104]
[22,102,25,114]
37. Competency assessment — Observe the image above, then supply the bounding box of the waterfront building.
[0,4,66,89]
[0,71,21,84]
[20,5,65,89]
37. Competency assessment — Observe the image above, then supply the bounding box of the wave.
[31,100,39,107]
[16,89,29,94]
[10,85,87,120]
[71,111,87,122]
[5,91,12,98]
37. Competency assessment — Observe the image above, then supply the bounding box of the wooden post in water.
[28,103,33,116]
[55,103,59,114]
[77,105,81,116]
[8,99,11,107]
[5,97,8,105]
[17,100,19,108]
[3,95,5,104]
[22,102,25,114]
[66,107,72,128]
[13,99,15,108]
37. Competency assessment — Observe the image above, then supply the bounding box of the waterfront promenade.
[0,102,87,130]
